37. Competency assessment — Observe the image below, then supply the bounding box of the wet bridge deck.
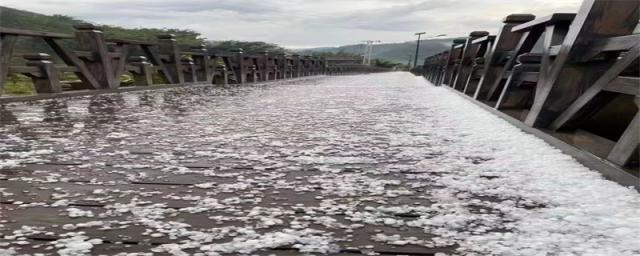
[1,73,639,255]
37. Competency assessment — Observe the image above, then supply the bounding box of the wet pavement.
[1,72,639,256]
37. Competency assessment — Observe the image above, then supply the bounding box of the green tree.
[206,41,288,54]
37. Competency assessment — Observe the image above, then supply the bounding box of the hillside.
[0,6,205,47]
[298,39,454,65]
[0,6,286,55]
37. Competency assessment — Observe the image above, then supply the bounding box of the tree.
[206,41,288,54]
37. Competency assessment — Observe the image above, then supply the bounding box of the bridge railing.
[420,0,639,175]
[0,24,361,96]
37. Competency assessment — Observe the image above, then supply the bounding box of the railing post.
[231,48,246,84]
[292,54,301,78]
[286,55,293,79]
[181,56,197,83]
[250,63,258,83]
[24,53,62,93]
[320,57,327,75]
[277,54,286,79]
[215,64,229,85]
[316,57,321,75]
[157,34,185,84]
[73,23,116,89]
[257,51,266,81]
[305,56,312,76]
[301,56,308,76]
[129,56,153,86]
[190,44,210,83]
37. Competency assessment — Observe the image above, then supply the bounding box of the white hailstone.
[390,240,408,246]
[383,219,396,225]
[194,183,216,189]
[62,224,76,230]
[66,208,94,218]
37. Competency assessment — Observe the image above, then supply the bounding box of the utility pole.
[413,32,426,69]
[367,43,373,65]
[361,40,381,66]
[407,54,412,70]
[361,42,369,65]
[411,33,447,70]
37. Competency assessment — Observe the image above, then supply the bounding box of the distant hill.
[297,39,454,65]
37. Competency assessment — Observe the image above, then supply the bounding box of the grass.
[3,74,36,95]
[1,73,144,96]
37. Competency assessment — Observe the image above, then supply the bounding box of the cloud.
[1,0,583,48]
[302,0,455,31]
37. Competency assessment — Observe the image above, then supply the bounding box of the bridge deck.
[1,73,639,255]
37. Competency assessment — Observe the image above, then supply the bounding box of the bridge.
[1,0,639,255]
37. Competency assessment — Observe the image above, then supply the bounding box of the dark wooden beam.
[607,111,639,166]
[512,13,576,32]
[604,77,640,95]
[0,27,72,39]
[549,45,640,130]
[73,23,116,89]
[45,38,101,90]
[157,34,185,84]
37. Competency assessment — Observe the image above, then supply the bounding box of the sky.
[2,0,583,48]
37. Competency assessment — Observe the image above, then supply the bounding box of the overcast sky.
[3,0,583,48]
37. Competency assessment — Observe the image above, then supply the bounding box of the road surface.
[1,72,638,255]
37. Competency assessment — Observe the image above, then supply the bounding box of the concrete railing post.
[157,34,185,84]
[260,51,269,81]
[73,23,115,89]
[292,54,301,78]
[24,53,61,93]
[190,44,210,82]
[231,48,246,84]
[181,56,197,83]
[276,54,287,79]
[129,56,153,86]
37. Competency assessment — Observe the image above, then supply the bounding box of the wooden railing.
[0,24,377,96]
[420,0,639,175]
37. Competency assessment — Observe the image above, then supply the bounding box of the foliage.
[0,6,205,61]
[374,59,400,68]
[103,26,205,48]
[152,73,169,85]
[3,74,36,95]
[1,72,141,95]
[206,41,288,54]
[0,7,81,33]
[307,50,362,58]
[120,74,135,86]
